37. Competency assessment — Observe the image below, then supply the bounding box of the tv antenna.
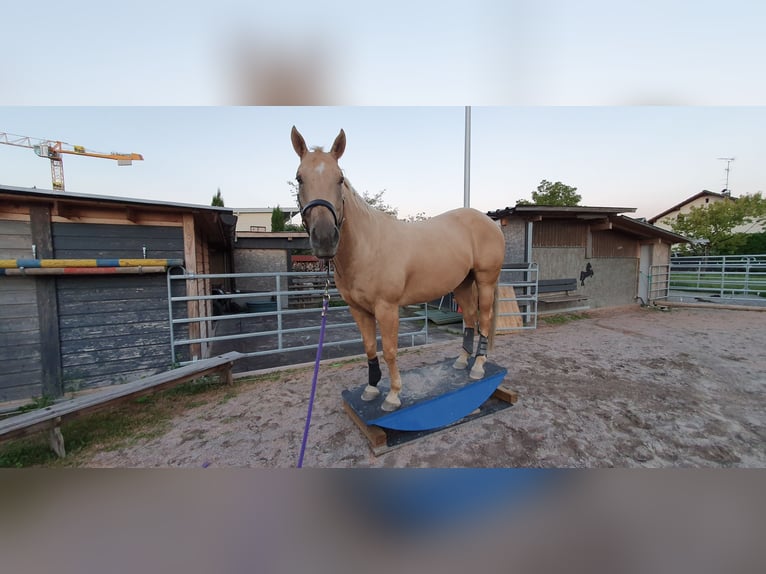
[717,157,735,195]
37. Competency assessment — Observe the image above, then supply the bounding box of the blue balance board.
[342,358,508,432]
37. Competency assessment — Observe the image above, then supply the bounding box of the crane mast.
[0,132,143,191]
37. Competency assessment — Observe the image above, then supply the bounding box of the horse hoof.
[453,350,470,370]
[453,357,469,370]
[469,357,486,380]
[381,396,401,412]
[469,367,484,380]
[361,385,381,401]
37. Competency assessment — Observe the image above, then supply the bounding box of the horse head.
[291,126,346,259]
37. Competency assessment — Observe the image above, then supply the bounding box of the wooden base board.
[343,383,519,456]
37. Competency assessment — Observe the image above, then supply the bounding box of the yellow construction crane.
[0,131,143,191]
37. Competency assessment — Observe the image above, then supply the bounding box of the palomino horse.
[291,126,505,411]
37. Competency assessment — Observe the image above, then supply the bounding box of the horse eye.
[339,176,344,185]
[296,175,303,185]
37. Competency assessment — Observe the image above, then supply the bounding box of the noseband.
[300,198,342,229]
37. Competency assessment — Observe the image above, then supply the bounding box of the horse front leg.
[349,306,381,402]
[376,302,402,411]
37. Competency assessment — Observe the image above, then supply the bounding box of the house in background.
[0,184,236,403]
[233,207,300,236]
[648,190,765,234]
[487,204,688,312]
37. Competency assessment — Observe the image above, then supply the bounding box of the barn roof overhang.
[487,204,689,244]
[487,205,637,221]
[0,184,237,249]
[608,215,689,244]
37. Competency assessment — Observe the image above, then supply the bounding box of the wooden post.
[30,204,63,398]
[182,214,201,360]
[48,418,66,458]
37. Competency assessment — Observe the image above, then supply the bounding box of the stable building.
[0,185,236,403]
[487,205,688,312]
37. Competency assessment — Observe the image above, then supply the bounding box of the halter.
[300,197,343,229]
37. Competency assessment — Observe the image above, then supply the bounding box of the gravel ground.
[82,304,766,468]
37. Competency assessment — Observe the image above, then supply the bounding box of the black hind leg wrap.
[477,334,489,357]
[462,327,475,355]
[368,357,381,387]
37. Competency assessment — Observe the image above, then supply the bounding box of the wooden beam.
[29,204,63,399]
[589,220,612,231]
[55,201,76,220]
[125,207,140,223]
[183,213,201,360]
[0,352,243,454]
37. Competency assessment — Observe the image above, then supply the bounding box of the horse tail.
[488,281,499,352]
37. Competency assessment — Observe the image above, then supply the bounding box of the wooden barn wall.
[53,222,184,260]
[52,223,185,392]
[0,221,43,401]
[592,230,639,258]
[532,221,587,247]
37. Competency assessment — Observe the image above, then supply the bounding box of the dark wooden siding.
[592,230,639,258]
[52,223,184,259]
[0,221,43,401]
[52,223,186,391]
[56,275,177,390]
[0,278,42,401]
[532,221,587,247]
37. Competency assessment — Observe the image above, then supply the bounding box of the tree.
[519,180,581,206]
[403,212,429,222]
[666,192,766,255]
[211,188,224,207]
[361,190,398,217]
[271,206,286,232]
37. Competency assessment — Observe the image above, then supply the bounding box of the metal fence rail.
[666,254,766,304]
[498,262,539,330]
[648,264,671,302]
[167,269,431,366]
[167,263,542,368]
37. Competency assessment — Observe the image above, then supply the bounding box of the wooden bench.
[0,351,244,457]
[536,278,590,304]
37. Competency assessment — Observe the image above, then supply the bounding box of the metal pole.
[464,106,471,208]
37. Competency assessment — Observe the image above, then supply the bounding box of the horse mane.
[342,177,396,221]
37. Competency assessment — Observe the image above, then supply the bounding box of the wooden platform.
[0,351,243,457]
[342,358,518,455]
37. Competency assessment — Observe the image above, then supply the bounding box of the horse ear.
[330,129,346,160]
[291,126,307,158]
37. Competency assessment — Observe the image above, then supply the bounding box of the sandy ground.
[82,305,766,468]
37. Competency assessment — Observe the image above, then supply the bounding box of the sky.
[3,1,764,106]
[1,1,765,221]
[1,106,763,221]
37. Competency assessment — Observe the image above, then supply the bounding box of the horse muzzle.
[302,199,341,259]
[308,221,339,259]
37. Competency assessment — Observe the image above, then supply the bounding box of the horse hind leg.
[469,280,497,380]
[452,277,478,370]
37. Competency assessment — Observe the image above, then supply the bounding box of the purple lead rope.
[297,278,331,468]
